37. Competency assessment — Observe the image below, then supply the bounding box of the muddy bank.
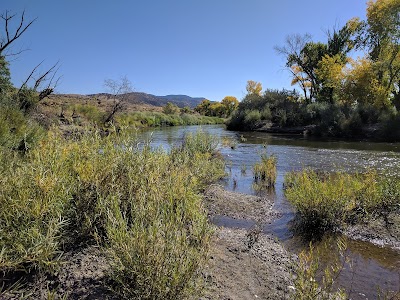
[204,184,281,223]
[202,184,295,300]
[343,212,400,250]
[1,246,117,300]
[200,227,294,300]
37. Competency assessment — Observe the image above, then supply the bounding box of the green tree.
[163,102,180,115]
[277,22,358,103]
[180,106,192,114]
[195,99,212,115]
[276,34,325,102]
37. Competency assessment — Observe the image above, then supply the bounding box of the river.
[138,124,400,299]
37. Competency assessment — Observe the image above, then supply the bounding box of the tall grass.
[0,128,225,299]
[284,169,400,234]
[179,129,220,155]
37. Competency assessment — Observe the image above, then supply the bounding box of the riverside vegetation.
[1,3,399,299]
[1,44,227,297]
[284,169,400,240]
[39,95,224,131]
[0,127,226,299]
[252,152,277,191]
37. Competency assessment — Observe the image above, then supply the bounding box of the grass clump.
[253,152,277,190]
[284,169,400,235]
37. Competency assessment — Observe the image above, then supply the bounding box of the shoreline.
[1,185,398,299]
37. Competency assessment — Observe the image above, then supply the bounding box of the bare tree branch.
[18,60,61,102]
[0,10,37,55]
[18,60,43,92]
[33,61,59,90]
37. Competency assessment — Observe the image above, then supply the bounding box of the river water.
[138,124,400,299]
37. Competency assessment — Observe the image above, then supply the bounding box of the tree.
[103,76,133,124]
[342,57,390,108]
[221,96,239,116]
[276,22,359,103]
[275,34,315,102]
[209,102,225,117]
[180,106,192,114]
[0,10,36,56]
[163,102,180,115]
[349,0,400,109]
[315,54,346,103]
[246,80,262,95]
[195,99,212,115]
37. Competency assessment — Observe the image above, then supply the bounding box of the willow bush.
[284,169,400,234]
[0,127,225,299]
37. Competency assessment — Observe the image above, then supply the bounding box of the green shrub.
[72,103,105,125]
[379,113,400,142]
[0,104,44,152]
[0,131,73,272]
[179,129,220,155]
[163,102,180,115]
[284,169,398,234]
[260,107,272,120]
[116,111,224,128]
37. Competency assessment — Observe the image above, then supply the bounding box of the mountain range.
[88,92,207,109]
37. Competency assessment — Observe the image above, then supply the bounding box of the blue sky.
[2,0,367,101]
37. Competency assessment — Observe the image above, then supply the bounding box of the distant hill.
[88,92,206,109]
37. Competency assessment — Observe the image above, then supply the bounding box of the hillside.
[88,92,206,108]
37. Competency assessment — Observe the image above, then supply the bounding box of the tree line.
[227,0,400,140]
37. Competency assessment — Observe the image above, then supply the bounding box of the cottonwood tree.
[221,96,239,116]
[195,99,212,115]
[357,0,400,109]
[246,80,263,96]
[275,34,315,102]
